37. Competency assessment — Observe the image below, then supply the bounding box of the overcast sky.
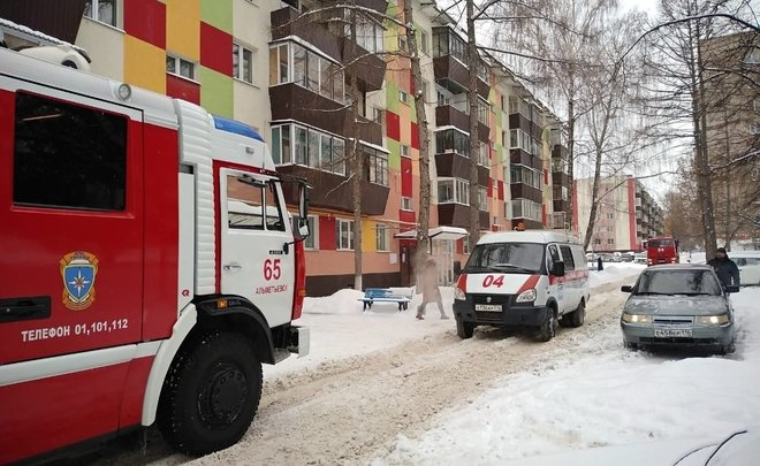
[620,0,659,14]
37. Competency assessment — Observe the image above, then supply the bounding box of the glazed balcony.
[435,105,490,142]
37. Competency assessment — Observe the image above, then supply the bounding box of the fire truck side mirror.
[298,182,309,219]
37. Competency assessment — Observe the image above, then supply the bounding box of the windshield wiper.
[490,263,536,274]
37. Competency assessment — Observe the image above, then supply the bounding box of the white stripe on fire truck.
[0,341,161,387]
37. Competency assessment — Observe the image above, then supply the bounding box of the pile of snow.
[588,263,644,288]
[374,288,760,465]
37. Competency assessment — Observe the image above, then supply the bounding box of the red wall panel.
[124,0,166,48]
[386,111,400,141]
[200,22,233,76]
[498,180,504,201]
[399,210,416,225]
[319,216,336,251]
[401,157,413,197]
[166,75,200,105]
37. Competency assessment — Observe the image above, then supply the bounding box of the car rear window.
[636,270,722,296]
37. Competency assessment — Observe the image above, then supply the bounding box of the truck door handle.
[223,263,242,271]
[0,296,51,324]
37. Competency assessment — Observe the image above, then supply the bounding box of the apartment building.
[575,176,664,252]
[0,0,572,295]
[702,31,760,246]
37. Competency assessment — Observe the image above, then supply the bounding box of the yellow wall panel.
[124,36,166,94]
[363,221,377,253]
[166,0,200,60]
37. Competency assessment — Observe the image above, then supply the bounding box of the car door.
[559,245,578,313]
[220,169,294,327]
[0,81,144,462]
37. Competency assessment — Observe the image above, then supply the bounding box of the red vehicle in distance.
[645,236,680,265]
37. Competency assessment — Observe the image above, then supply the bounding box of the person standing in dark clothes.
[708,247,741,288]
[597,256,604,271]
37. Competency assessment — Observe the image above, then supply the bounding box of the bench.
[358,288,412,311]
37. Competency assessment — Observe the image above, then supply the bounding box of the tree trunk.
[583,143,604,251]
[566,93,575,233]
[692,18,718,259]
[348,1,363,291]
[405,1,432,270]
[466,0,481,250]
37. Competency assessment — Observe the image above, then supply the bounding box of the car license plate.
[475,304,502,312]
[654,328,692,338]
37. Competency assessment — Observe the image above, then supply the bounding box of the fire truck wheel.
[158,329,263,456]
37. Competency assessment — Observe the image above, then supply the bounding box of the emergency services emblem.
[60,251,99,311]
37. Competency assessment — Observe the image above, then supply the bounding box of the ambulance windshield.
[465,243,544,274]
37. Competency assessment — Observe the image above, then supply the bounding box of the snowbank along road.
[86,269,641,466]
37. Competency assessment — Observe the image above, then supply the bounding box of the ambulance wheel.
[457,319,475,339]
[158,329,262,456]
[566,300,585,328]
[536,309,557,342]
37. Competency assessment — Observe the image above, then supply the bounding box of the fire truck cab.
[0,47,310,463]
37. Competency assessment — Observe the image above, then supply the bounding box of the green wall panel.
[200,66,233,117]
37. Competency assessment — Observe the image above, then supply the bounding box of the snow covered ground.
[266,263,644,379]
[373,286,760,465]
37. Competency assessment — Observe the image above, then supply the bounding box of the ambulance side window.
[227,175,265,230]
[547,244,560,271]
[560,245,576,270]
[13,92,127,211]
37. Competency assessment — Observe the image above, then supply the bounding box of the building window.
[479,142,489,167]
[336,219,354,250]
[364,144,389,186]
[271,124,345,175]
[376,223,389,251]
[304,216,318,249]
[398,35,408,53]
[354,14,385,54]
[479,186,488,211]
[402,197,412,211]
[607,213,615,220]
[13,92,127,211]
[510,199,541,221]
[435,128,469,156]
[420,30,429,55]
[509,129,532,152]
[399,90,409,104]
[607,238,615,245]
[269,43,344,103]
[401,144,410,158]
[233,43,254,84]
[510,166,540,189]
[438,178,470,205]
[166,55,196,80]
[84,0,117,27]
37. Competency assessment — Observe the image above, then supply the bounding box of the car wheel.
[536,309,557,342]
[566,301,585,328]
[456,319,475,339]
[721,342,736,355]
[158,330,262,456]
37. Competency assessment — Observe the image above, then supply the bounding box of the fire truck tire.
[157,329,263,456]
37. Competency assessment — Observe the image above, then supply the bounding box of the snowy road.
[89,266,645,466]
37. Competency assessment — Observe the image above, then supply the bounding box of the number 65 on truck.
[0,46,311,463]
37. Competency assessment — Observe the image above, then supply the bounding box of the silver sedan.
[620,265,738,354]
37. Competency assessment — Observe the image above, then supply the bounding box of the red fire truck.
[645,236,680,265]
[0,46,310,463]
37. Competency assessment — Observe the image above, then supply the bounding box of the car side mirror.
[621,285,633,293]
[453,261,462,276]
[552,261,565,277]
[726,285,740,293]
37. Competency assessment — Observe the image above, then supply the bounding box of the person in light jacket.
[416,257,449,320]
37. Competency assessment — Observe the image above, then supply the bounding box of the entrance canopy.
[394,226,469,241]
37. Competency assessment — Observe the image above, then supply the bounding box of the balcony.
[552,171,571,187]
[271,6,386,92]
[433,56,490,99]
[434,152,489,186]
[269,84,382,146]
[510,149,542,171]
[553,199,570,215]
[552,144,569,160]
[438,204,490,230]
[435,105,490,142]
[551,212,567,229]
[509,113,544,141]
[279,165,389,215]
[511,183,543,204]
